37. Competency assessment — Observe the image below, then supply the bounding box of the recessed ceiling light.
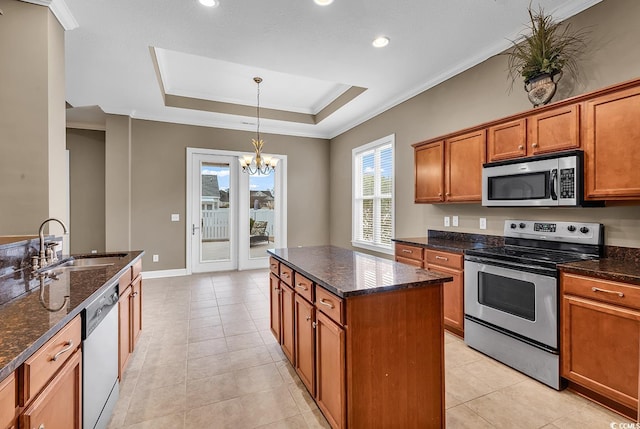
[199,0,219,7]
[314,0,334,6]
[372,36,390,48]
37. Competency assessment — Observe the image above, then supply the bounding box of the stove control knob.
[510,223,517,229]
[567,225,576,232]
[580,226,590,234]
[519,223,526,229]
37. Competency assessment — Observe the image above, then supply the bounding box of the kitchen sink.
[38,253,128,273]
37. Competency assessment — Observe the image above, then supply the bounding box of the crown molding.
[21,0,78,30]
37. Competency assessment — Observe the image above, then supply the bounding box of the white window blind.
[352,135,394,254]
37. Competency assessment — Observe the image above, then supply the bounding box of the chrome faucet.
[32,218,68,272]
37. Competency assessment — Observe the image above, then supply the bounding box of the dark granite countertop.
[393,231,503,254]
[268,245,453,297]
[0,251,144,381]
[559,259,640,286]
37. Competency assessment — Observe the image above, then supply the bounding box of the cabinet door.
[280,284,295,364]
[428,264,463,335]
[315,311,346,429]
[487,119,527,162]
[562,294,640,409]
[269,273,281,343]
[294,294,315,395]
[414,142,444,203]
[529,104,580,155]
[445,130,486,202]
[131,274,143,348]
[20,349,82,429]
[0,373,16,429]
[118,285,132,380]
[584,86,640,199]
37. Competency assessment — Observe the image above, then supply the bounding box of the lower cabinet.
[294,294,315,394]
[315,311,346,429]
[280,283,295,363]
[118,271,144,379]
[0,372,17,429]
[19,349,82,429]
[269,273,281,343]
[425,249,465,336]
[561,272,640,418]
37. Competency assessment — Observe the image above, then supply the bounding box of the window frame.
[351,134,395,255]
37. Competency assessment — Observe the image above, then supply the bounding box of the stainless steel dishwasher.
[83,282,120,429]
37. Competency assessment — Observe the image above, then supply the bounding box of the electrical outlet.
[479,218,487,230]
[444,216,450,227]
[152,254,159,262]
[91,249,98,254]
[452,216,459,227]
[171,214,180,222]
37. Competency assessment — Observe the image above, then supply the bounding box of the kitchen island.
[268,245,453,429]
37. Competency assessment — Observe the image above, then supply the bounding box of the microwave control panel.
[559,168,575,199]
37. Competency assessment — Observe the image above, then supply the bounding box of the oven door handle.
[550,169,558,201]
[464,255,557,277]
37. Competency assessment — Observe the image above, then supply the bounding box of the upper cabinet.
[487,104,580,162]
[584,86,640,200]
[415,130,485,203]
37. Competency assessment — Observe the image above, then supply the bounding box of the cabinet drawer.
[425,249,463,270]
[396,255,423,268]
[315,286,344,326]
[293,272,314,303]
[20,315,81,406]
[119,269,132,295]
[132,259,142,280]
[562,273,640,310]
[269,257,280,276]
[395,243,423,262]
[280,264,294,287]
[0,372,16,429]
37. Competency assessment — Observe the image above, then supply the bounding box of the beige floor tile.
[550,401,636,426]
[218,303,248,314]
[225,331,265,351]
[446,404,495,429]
[301,409,331,429]
[458,355,527,390]
[445,339,484,368]
[143,342,188,366]
[124,383,186,426]
[188,313,222,329]
[256,414,309,429]
[136,361,186,391]
[223,319,258,336]
[189,306,220,319]
[287,381,318,413]
[187,345,274,380]
[220,309,253,323]
[189,298,218,309]
[187,337,229,360]
[445,365,496,403]
[276,360,300,384]
[121,412,185,429]
[188,324,225,342]
[185,397,252,429]
[234,362,286,395]
[238,385,301,427]
[186,371,240,408]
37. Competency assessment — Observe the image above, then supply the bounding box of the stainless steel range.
[464,219,603,389]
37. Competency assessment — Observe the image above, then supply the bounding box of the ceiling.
[62,0,601,139]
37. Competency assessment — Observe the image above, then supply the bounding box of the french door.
[187,148,286,273]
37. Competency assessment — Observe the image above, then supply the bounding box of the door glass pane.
[478,272,535,320]
[200,162,230,262]
[249,170,275,259]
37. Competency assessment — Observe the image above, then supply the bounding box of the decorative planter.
[525,71,562,107]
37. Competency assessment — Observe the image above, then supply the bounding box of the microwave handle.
[550,169,558,200]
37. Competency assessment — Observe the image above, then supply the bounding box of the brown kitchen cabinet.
[269,272,281,343]
[315,310,346,429]
[445,129,486,202]
[487,104,580,162]
[280,282,295,364]
[19,349,82,429]
[584,85,640,200]
[425,249,464,336]
[394,243,424,267]
[118,265,144,380]
[414,141,444,203]
[561,272,640,418]
[0,372,17,429]
[294,293,315,394]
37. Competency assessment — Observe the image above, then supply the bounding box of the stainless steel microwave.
[482,151,588,207]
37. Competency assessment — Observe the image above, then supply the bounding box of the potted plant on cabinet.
[506,6,588,107]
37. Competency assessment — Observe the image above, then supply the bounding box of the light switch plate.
[171,214,180,222]
[152,254,159,262]
[479,218,487,230]
[444,216,450,227]
[452,216,459,227]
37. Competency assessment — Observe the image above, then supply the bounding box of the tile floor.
[107,269,635,429]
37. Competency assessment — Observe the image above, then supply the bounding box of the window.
[352,134,394,254]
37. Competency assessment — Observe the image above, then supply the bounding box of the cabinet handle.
[435,255,448,261]
[532,143,539,148]
[131,291,139,297]
[518,144,524,150]
[438,193,442,197]
[51,340,73,362]
[312,321,317,329]
[39,425,45,429]
[282,273,289,278]
[445,192,451,196]
[270,264,277,269]
[296,283,308,291]
[401,249,413,254]
[306,315,311,321]
[591,287,624,298]
[319,299,335,309]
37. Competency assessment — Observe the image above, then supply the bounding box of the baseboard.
[142,268,188,279]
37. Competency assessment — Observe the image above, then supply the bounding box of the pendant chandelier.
[239,77,278,175]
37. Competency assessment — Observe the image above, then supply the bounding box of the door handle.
[192,224,200,235]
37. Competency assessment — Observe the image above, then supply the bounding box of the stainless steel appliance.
[464,220,603,389]
[482,150,589,207]
[83,283,120,429]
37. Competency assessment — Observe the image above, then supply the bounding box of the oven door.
[464,259,558,349]
[482,157,559,207]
